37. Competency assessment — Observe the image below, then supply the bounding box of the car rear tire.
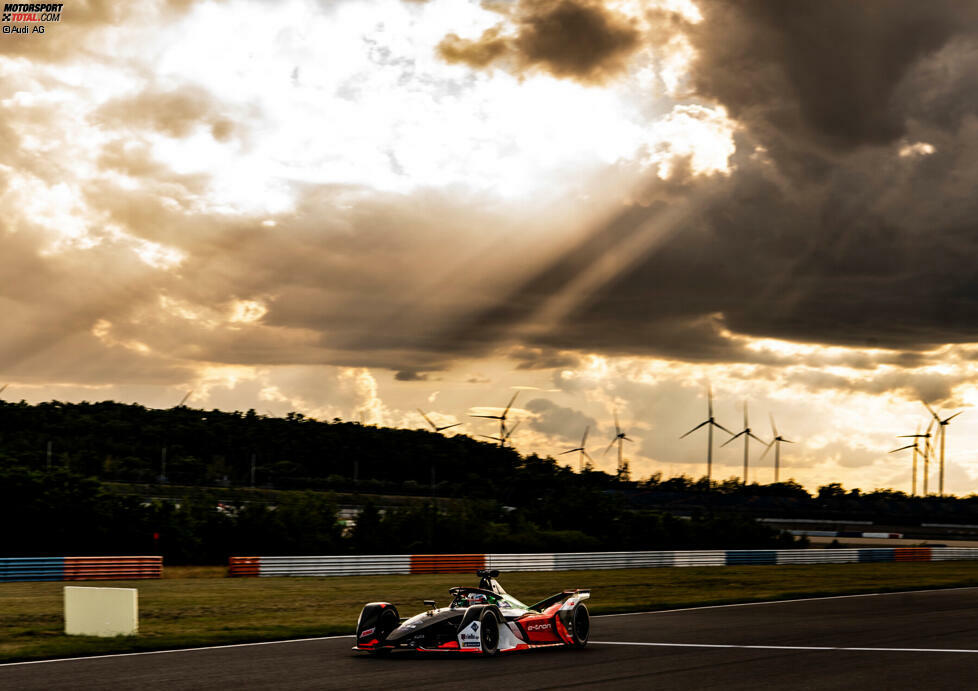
[570,603,589,647]
[479,608,500,656]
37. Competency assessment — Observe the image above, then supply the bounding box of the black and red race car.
[353,569,590,655]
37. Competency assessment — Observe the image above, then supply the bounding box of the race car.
[353,569,590,655]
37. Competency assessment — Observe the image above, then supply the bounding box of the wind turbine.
[471,392,519,441]
[560,426,593,471]
[721,401,767,484]
[0,384,7,398]
[417,409,461,433]
[604,411,633,475]
[481,420,521,447]
[177,390,193,407]
[680,385,734,482]
[895,419,934,496]
[923,401,963,496]
[760,414,794,483]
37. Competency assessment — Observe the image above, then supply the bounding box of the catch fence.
[0,556,163,582]
[228,547,978,577]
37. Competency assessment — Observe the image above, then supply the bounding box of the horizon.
[3,1,978,494]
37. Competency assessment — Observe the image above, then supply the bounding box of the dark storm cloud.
[686,1,975,150]
[424,1,978,376]
[507,345,581,370]
[437,0,641,84]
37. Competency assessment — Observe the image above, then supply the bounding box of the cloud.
[685,0,976,151]
[93,85,240,140]
[437,0,642,85]
[524,397,595,440]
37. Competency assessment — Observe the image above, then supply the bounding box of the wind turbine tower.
[893,419,934,496]
[760,414,794,483]
[680,385,733,482]
[721,401,766,484]
[923,402,963,496]
[604,412,633,475]
[560,426,593,471]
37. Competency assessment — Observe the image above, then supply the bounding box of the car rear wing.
[529,589,590,612]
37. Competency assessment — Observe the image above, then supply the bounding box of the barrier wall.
[228,547,978,577]
[0,556,162,582]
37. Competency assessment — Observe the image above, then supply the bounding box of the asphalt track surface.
[3,587,978,690]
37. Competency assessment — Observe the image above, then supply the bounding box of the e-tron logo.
[527,623,551,631]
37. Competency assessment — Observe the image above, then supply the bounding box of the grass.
[2,561,978,663]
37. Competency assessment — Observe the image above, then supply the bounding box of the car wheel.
[570,603,589,647]
[377,608,399,640]
[479,609,500,656]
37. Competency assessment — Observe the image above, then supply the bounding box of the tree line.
[0,467,795,564]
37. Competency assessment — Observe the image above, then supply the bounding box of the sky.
[3,0,978,494]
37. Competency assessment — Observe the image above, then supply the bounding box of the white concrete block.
[64,586,138,637]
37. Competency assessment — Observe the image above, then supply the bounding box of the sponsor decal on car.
[360,627,375,638]
[526,622,551,631]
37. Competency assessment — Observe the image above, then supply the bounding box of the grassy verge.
[2,561,978,663]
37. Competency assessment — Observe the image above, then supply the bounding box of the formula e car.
[353,569,590,655]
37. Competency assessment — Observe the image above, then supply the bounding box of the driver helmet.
[467,593,488,606]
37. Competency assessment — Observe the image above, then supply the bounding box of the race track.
[3,587,978,690]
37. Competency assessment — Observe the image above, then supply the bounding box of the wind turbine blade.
[925,418,936,435]
[581,426,590,446]
[782,438,796,444]
[506,420,521,438]
[944,411,964,423]
[712,421,736,436]
[721,431,746,447]
[480,435,501,442]
[769,413,779,437]
[0,384,7,396]
[437,423,461,432]
[470,414,501,420]
[559,448,580,455]
[759,440,775,460]
[743,401,748,428]
[747,432,767,444]
[622,435,634,442]
[502,392,518,418]
[614,409,621,436]
[922,400,941,422]
[890,444,916,453]
[604,439,617,455]
[680,420,710,439]
[583,450,594,463]
[707,383,713,418]
[418,408,436,429]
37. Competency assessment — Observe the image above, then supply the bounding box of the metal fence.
[0,556,163,582]
[228,547,978,577]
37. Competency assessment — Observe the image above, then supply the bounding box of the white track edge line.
[590,641,978,654]
[591,586,978,617]
[0,635,356,668]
